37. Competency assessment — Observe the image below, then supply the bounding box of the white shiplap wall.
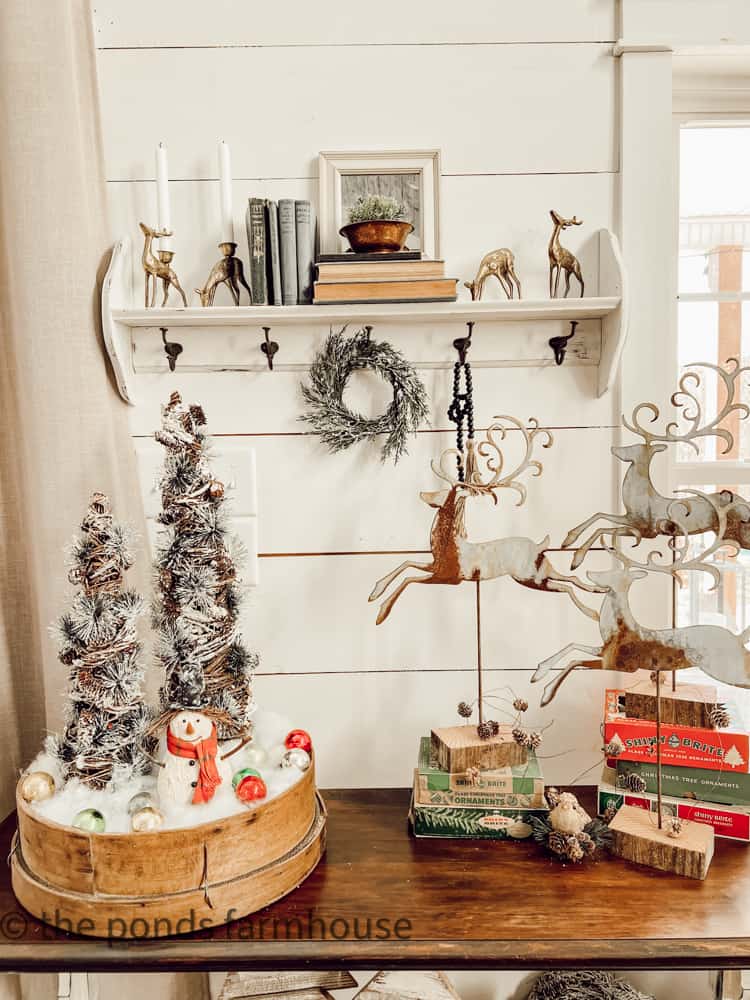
[93,0,638,791]
[90,3,746,998]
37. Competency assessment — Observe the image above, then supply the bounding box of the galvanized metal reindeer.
[564,358,750,569]
[532,492,750,706]
[369,417,602,625]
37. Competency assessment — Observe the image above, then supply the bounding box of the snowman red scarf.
[166,723,222,804]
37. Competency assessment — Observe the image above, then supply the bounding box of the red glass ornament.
[285,729,313,754]
[235,774,267,802]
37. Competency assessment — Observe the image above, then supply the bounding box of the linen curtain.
[0,2,209,998]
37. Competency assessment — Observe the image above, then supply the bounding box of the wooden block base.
[609,804,714,880]
[431,725,527,773]
[624,676,718,728]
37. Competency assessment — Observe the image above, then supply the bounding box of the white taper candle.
[218,140,234,243]
[155,142,173,252]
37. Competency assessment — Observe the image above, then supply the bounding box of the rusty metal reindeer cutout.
[533,491,750,706]
[531,357,750,706]
[564,358,750,569]
[548,209,584,298]
[369,417,602,625]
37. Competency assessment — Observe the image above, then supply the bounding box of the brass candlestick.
[196,241,252,306]
[139,222,187,308]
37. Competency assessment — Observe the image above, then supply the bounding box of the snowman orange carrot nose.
[185,721,195,735]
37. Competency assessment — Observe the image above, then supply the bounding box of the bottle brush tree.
[152,392,258,739]
[49,493,155,788]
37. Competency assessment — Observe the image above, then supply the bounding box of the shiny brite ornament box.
[603,689,750,773]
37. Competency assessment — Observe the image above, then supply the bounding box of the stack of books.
[599,679,750,843]
[409,736,549,840]
[245,197,315,306]
[313,252,459,305]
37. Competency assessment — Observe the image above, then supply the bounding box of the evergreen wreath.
[300,326,429,462]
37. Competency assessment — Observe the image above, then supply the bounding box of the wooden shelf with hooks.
[102,229,627,404]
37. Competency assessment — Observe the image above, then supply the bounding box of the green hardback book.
[415,736,546,808]
[615,758,750,807]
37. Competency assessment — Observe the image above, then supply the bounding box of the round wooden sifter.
[11,762,325,938]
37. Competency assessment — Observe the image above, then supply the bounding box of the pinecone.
[709,703,731,729]
[546,786,561,808]
[514,728,542,750]
[513,697,529,713]
[577,831,596,855]
[621,772,647,793]
[457,701,473,719]
[565,837,585,862]
[666,816,683,838]
[548,831,568,857]
[601,801,619,824]
[649,670,659,685]
[487,719,500,736]
[477,721,493,741]
[603,740,623,758]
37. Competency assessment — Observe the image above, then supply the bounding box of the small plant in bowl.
[340,195,414,253]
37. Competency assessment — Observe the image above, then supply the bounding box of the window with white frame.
[675,123,750,631]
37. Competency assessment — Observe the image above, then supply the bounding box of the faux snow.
[25,710,305,833]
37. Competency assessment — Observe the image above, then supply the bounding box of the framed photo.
[318,149,441,257]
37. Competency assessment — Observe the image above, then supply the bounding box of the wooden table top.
[1,787,750,973]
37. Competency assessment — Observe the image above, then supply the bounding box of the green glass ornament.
[232,767,261,790]
[72,808,106,833]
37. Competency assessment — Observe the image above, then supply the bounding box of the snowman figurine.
[158,710,233,808]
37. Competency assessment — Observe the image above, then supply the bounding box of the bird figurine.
[548,791,591,836]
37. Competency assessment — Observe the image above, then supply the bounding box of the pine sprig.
[300,327,429,463]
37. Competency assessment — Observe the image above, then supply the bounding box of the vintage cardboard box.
[410,784,548,840]
[604,689,749,773]
[599,769,750,843]
[614,758,750,808]
[415,737,546,808]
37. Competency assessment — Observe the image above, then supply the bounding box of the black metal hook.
[260,326,279,370]
[549,320,578,366]
[453,321,474,365]
[160,327,183,372]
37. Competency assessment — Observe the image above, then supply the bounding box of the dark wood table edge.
[1,938,750,974]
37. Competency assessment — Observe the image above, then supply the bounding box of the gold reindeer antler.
[623,357,750,454]
[431,416,553,507]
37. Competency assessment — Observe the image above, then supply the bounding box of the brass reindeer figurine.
[465,248,522,300]
[139,222,188,308]
[369,418,602,625]
[548,210,584,298]
[195,241,252,307]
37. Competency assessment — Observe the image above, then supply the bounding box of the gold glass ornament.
[131,806,165,832]
[127,791,155,816]
[19,771,55,803]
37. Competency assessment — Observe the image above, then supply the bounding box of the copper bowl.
[339,220,414,254]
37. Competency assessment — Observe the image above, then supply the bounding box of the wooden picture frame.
[318,149,441,257]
